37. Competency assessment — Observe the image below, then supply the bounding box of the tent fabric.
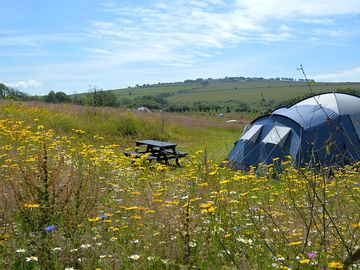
[136,107,152,113]
[350,113,360,139]
[226,93,360,170]
[262,126,292,146]
[241,124,263,142]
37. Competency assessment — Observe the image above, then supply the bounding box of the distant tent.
[226,120,239,123]
[136,107,152,113]
[226,93,360,170]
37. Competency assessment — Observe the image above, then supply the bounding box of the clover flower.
[129,254,141,260]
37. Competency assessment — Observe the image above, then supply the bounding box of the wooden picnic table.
[124,139,187,166]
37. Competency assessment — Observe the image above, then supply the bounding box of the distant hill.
[100,78,360,112]
[67,77,360,114]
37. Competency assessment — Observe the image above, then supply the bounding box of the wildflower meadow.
[0,101,359,269]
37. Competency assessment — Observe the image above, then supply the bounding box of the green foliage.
[132,95,168,110]
[44,90,71,103]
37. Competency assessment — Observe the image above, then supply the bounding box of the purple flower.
[45,225,55,231]
[306,252,317,259]
[233,226,241,231]
[251,206,259,212]
[101,214,108,220]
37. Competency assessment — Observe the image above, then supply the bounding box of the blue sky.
[1,0,360,95]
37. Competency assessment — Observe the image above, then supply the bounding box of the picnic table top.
[135,139,177,148]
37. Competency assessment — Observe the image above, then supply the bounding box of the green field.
[0,100,359,269]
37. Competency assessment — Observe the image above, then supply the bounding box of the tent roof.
[272,93,360,129]
[293,93,360,115]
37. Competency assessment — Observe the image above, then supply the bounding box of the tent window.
[240,124,263,143]
[262,126,292,147]
[350,113,360,140]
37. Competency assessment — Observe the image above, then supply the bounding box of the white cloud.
[0,33,84,47]
[87,0,360,68]
[313,29,345,37]
[279,25,293,32]
[235,0,360,19]
[312,66,360,81]
[9,80,42,89]
[299,18,335,25]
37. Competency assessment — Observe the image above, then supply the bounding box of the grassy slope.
[110,81,360,103]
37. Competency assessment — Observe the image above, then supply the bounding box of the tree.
[55,92,71,103]
[85,88,119,107]
[0,83,9,98]
[44,91,71,103]
[44,91,57,103]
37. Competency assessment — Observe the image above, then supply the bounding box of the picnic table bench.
[124,139,188,167]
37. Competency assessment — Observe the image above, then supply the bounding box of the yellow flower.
[289,241,302,246]
[25,157,36,162]
[23,203,40,208]
[123,206,140,211]
[197,182,208,187]
[201,206,216,213]
[209,170,217,176]
[1,145,12,151]
[219,180,231,185]
[299,259,310,265]
[328,261,344,269]
[88,217,100,222]
[200,201,216,213]
[108,227,120,232]
[200,202,214,209]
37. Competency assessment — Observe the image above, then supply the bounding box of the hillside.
[111,80,360,103]
[69,79,360,114]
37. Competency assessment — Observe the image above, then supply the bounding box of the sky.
[1,0,360,95]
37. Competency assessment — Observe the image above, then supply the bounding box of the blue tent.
[226,93,360,169]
